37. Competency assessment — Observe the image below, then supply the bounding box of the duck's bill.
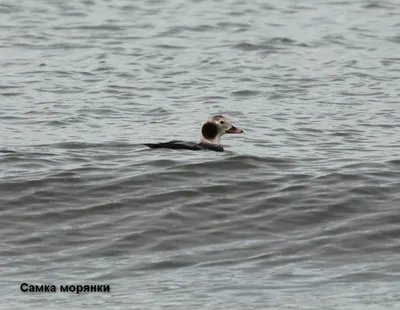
[226,125,243,134]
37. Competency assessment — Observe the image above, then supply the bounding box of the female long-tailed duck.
[144,115,243,152]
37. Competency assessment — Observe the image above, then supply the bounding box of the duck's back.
[144,140,224,152]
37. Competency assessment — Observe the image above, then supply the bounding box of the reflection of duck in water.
[144,115,243,152]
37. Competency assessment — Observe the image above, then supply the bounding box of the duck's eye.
[219,120,225,125]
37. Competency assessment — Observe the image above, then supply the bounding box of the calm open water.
[1,0,400,309]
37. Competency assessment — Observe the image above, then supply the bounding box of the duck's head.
[200,115,243,145]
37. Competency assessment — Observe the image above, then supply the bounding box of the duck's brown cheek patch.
[201,122,218,139]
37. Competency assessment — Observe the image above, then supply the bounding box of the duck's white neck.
[200,135,221,145]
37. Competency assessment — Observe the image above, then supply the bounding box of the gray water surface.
[1,0,400,309]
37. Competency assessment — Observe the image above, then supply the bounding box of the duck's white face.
[200,115,243,145]
[210,115,243,135]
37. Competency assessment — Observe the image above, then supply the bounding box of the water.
[1,0,400,309]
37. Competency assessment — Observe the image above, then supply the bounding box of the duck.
[144,115,243,152]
